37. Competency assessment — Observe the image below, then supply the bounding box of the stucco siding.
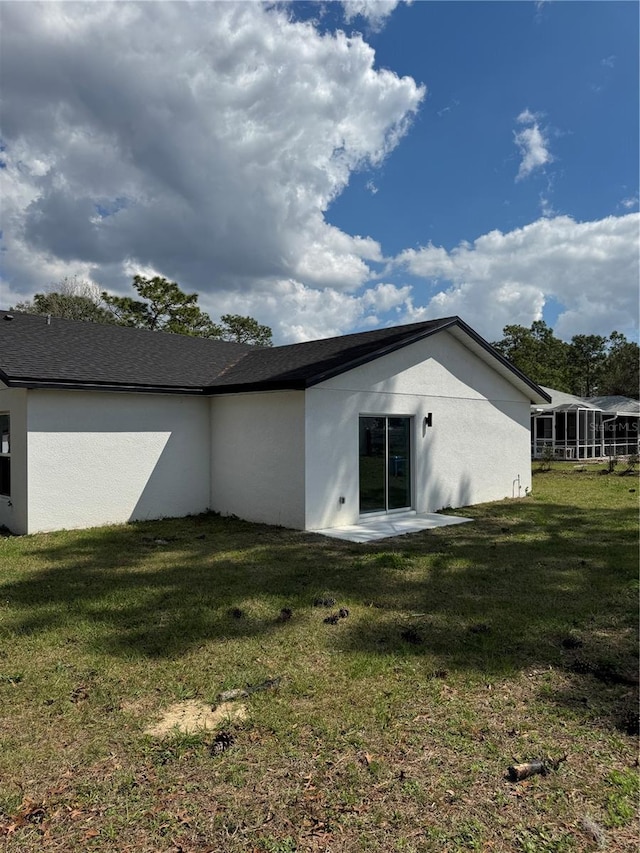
[210,391,305,529]
[305,331,532,529]
[26,390,211,533]
[0,386,28,534]
[319,330,528,402]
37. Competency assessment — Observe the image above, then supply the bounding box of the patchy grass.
[0,466,637,852]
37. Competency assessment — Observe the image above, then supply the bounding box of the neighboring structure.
[0,311,549,535]
[586,395,640,457]
[531,386,640,460]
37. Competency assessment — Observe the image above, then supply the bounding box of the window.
[0,414,10,498]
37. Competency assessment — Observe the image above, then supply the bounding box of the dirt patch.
[144,699,248,737]
[120,696,156,715]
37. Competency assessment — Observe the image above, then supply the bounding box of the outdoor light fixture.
[423,413,433,428]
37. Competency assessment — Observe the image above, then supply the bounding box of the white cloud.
[0,1,424,325]
[341,1,407,31]
[362,281,411,312]
[539,194,556,218]
[199,279,413,343]
[514,109,553,181]
[436,99,460,118]
[3,2,633,352]
[395,214,640,340]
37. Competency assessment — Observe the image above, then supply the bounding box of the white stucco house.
[0,311,549,535]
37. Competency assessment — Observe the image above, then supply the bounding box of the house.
[531,386,640,460]
[0,311,549,535]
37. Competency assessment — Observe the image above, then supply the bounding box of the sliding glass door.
[359,416,411,514]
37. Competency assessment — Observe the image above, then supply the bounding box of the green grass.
[0,465,638,851]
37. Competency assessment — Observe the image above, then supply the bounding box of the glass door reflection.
[359,416,411,513]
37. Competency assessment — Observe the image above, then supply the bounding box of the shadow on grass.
[2,498,637,731]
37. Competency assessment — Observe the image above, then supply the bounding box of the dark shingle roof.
[210,318,459,390]
[0,310,549,402]
[0,311,251,391]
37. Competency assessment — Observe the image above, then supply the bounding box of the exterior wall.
[26,390,211,533]
[0,386,28,534]
[305,331,532,530]
[209,391,305,529]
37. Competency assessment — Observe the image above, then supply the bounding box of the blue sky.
[330,2,638,248]
[0,1,638,343]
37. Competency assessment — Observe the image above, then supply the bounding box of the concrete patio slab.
[314,512,472,543]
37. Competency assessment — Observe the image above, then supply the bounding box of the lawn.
[0,465,638,852]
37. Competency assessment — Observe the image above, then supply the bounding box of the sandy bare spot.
[120,696,156,715]
[144,699,248,737]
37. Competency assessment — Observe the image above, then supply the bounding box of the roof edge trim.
[206,380,307,395]
[301,316,551,403]
[450,318,552,403]
[302,319,461,388]
[3,378,206,395]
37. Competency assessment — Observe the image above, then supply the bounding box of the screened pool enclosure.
[531,388,639,460]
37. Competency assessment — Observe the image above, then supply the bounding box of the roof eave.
[1,377,207,395]
[302,319,461,388]
[206,379,307,395]
[447,319,551,404]
[302,316,551,403]
[203,323,459,393]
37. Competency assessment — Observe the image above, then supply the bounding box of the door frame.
[358,414,413,516]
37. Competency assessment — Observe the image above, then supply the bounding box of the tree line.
[491,320,639,399]
[10,276,273,347]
